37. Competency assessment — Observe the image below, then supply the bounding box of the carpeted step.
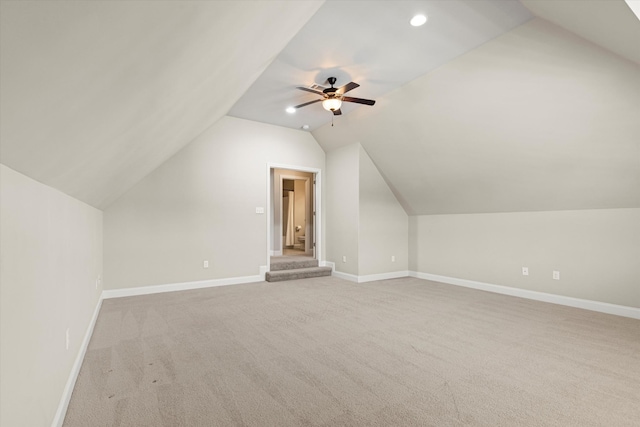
[270,258,319,271]
[266,266,332,282]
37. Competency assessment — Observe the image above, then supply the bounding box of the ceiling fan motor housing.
[323,77,338,95]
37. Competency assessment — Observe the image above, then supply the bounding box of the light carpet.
[63,276,640,426]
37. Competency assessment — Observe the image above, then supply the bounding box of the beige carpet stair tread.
[270,258,319,271]
[266,266,331,282]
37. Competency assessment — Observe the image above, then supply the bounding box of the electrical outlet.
[391,255,396,262]
[255,207,264,214]
[522,267,528,276]
[203,260,209,268]
[65,328,70,350]
[342,256,347,263]
[553,270,560,280]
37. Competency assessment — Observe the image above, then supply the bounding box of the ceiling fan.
[294,77,376,116]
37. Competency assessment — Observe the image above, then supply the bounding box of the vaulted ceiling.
[228,0,533,130]
[1,0,638,214]
[312,17,640,214]
[0,0,322,208]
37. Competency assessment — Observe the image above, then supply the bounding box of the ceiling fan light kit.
[322,98,342,112]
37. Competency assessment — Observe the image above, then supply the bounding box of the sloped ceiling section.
[0,0,323,209]
[521,0,640,64]
[312,18,640,215]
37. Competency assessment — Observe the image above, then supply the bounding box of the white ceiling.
[0,0,322,209]
[1,0,638,214]
[312,17,640,214]
[229,0,533,131]
[228,0,640,215]
[521,0,640,64]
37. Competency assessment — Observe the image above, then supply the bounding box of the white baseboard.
[52,296,103,427]
[332,270,359,282]
[270,250,282,256]
[320,260,334,269]
[102,274,264,299]
[358,270,409,283]
[410,271,640,320]
[325,262,408,283]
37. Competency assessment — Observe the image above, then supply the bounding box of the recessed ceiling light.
[302,124,310,130]
[410,14,427,27]
[286,106,296,114]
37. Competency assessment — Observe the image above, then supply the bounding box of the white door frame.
[266,163,322,272]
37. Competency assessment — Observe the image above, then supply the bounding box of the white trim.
[322,262,408,283]
[332,270,359,282]
[409,271,640,320]
[270,250,282,256]
[358,271,409,283]
[102,274,263,299]
[52,296,103,427]
[259,265,267,280]
[331,269,409,283]
[320,260,334,269]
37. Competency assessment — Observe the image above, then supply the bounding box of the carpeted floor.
[63,276,640,426]
[282,248,309,256]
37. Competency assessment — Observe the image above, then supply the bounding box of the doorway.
[282,178,309,255]
[267,166,321,269]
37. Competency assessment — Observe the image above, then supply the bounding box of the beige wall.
[0,164,103,427]
[104,116,325,290]
[409,208,640,308]
[326,144,360,275]
[358,145,408,275]
[326,143,409,277]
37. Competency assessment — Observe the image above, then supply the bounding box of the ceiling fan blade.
[293,99,322,109]
[336,82,360,95]
[342,96,376,106]
[297,86,325,96]
[332,109,342,116]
